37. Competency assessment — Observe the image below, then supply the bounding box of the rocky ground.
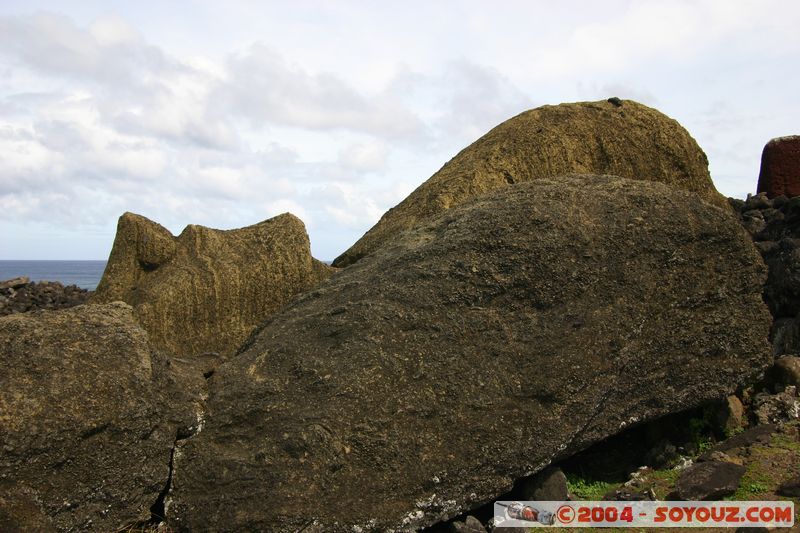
[438,384,800,532]
[0,276,90,316]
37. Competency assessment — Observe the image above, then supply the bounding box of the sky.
[0,1,799,260]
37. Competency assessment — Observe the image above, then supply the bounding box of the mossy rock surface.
[93,212,335,358]
[169,175,769,531]
[334,99,725,267]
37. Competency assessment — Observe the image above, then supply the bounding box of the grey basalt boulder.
[168,175,771,532]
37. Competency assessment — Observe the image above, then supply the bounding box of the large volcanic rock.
[167,175,770,532]
[333,99,725,267]
[757,136,800,199]
[0,303,191,531]
[92,212,334,358]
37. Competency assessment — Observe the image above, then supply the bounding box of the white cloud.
[0,2,798,260]
[219,43,425,139]
[530,0,800,77]
[338,141,389,173]
[88,14,140,47]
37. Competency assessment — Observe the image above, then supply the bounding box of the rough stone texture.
[729,194,800,328]
[777,475,800,497]
[518,467,568,501]
[760,238,800,319]
[0,303,191,531]
[92,212,335,358]
[771,356,800,388]
[771,315,800,357]
[751,387,800,425]
[168,176,770,532]
[699,425,777,461]
[673,462,746,500]
[756,136,800,199]
[712,395,746,436]
[333,99,725,267]
[449,515,487,533]
[735,194,800,243]
[0,279,90,316]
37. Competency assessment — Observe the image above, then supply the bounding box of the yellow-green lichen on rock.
[93,212,335,358]
[333,98,727,267]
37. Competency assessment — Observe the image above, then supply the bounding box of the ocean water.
[0,260,107,290]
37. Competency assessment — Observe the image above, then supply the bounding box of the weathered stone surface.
[0,303,190,531]
[449,515,487,533]
[93,212,335,357]
[518,467,568,501]
[752,387,799,425]
[777,475,800,497]
[756,136,800,199]
[771,315,800,356]
[333,99,725,267]
[168,176,770,532]
[761,238,800,318]
[771,356,800,388]
[735,195,800,243]
[712,395,746,436]
[673,462,746,500]
[699,425,777,461]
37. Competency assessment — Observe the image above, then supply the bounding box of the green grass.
[565,473,618,500]
[773,434,800,453]
[726,461,774,500]
[649,467,681,483]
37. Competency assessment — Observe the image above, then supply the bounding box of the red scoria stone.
[757,136,800,198]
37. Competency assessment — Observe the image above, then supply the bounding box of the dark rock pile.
[730,192,800,356]
[0,276,90,316]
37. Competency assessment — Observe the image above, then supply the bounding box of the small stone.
[517,466,568,501]
[700,425,776,460]
[762,208,784,225]
[772,194,789,209]
[449,515,487,533]
[752,388,799,424]
[602,488,655,501]
[645,439,680,468]
[771,316,800,357]
[712,395,745,435]
[702,451,743,466]
[744,193,772,211]
[776,475,800,497]
[673,461,746,500]
[728,197,745,212]
[740,209,767,236]
[771,356,800,388]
